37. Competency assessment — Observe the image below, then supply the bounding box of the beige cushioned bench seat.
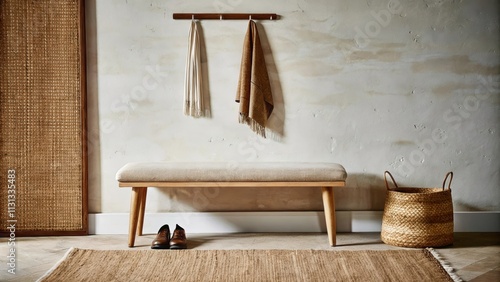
[116,162,347,182]
[117,162,347,247]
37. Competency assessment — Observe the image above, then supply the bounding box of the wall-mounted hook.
[173,13,278,21]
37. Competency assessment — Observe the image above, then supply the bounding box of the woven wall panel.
[0,0,87,234]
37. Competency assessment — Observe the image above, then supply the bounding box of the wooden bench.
[116,162,347,247]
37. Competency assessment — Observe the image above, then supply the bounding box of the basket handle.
[442,172,453,191]
[384,171,399,190]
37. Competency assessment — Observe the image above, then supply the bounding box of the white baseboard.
[88,211,500,235]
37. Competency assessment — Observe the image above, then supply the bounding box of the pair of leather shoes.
[151,224,187,249]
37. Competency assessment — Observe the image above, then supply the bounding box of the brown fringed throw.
[236,20,274,138]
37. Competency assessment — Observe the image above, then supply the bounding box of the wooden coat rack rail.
[173,13,278,20]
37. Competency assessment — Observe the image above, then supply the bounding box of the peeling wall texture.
[86,0,499,213]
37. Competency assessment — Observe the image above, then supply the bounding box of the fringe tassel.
[239,113,266,138]
[426,248,463,282]
[184,101,208,118]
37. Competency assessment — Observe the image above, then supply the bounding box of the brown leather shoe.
[170,224,187,249]
[151,224,170,249]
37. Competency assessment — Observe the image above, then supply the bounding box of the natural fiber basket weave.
[381,171,454,248]
[0,0,86,235]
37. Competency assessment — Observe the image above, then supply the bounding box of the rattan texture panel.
[0,0,86,233]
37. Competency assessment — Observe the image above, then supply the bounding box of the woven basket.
[381,171,454,248]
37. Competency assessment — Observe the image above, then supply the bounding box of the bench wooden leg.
[322,186,336,246]
[128,187,146,247]
[136,188,147,236]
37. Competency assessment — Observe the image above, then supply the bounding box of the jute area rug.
[38,248,460,282]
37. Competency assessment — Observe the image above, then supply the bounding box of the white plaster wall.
[86,0,499,213]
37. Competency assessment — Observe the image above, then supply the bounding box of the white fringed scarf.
[184,20,205,117]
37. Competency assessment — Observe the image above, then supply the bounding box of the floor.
[0,232,498,281]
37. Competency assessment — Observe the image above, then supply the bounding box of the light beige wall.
[86,0,499,213]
